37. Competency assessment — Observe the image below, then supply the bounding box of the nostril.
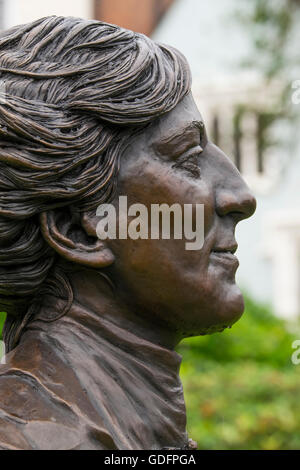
[216,191,257,220]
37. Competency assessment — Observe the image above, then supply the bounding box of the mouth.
[210,245,239,267]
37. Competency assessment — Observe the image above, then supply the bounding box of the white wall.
[2,0,93,29]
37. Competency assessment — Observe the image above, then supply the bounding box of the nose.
[216,182,256,222]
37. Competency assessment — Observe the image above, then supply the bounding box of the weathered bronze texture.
[0,16,256,450]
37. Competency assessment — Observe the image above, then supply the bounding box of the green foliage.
[0,312,6,341]
[178,296,300,449]
[236,0,300,80]
[179,296,296,367]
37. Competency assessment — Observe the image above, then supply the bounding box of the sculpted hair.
[0,16,191,351]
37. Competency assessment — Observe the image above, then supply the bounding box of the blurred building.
[94,0,174,36]
[0,0,173,33]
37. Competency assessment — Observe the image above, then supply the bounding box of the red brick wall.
[94,0,174,36]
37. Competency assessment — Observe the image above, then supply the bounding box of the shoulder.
[0,368,83,450]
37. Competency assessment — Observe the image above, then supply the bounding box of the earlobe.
[40,210,115,268]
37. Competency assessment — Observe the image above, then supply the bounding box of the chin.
[189,285,245,338]
[217,284,245,325]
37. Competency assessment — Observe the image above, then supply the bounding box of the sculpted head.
[0,16,256,352]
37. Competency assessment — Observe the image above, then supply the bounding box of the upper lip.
[211,244,238,255]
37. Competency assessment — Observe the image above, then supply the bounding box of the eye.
[172,146,203,179]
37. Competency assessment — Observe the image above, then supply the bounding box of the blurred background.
[0,0,300,450]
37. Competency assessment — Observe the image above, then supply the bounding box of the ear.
[40,208,115,268]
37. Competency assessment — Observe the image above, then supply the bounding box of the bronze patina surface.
[0,16,256,450]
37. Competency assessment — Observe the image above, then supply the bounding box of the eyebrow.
[153,121,203,159]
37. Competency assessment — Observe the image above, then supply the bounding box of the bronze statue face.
[0,16,257,451]
[95,93,256,340]
[0,16,257,352]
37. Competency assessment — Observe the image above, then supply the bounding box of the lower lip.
[210,251,239,268]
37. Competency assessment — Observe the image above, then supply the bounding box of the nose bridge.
[216,169,257,220]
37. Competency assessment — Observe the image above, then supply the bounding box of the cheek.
[112,157,219,298]
[114,160,217,275]
[113,236,207,315]
[119,158,215,228]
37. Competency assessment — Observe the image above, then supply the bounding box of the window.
[192,79,285,194]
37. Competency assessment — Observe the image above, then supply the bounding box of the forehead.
[150,93,204,146]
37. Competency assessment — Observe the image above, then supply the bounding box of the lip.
[210,250,239,268]
[212,244,238,255]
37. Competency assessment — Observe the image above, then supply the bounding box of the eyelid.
[183,145,203,159]
[172,145,203,167]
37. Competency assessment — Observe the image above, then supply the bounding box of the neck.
[66,267,181,350]
[17,267,188,449]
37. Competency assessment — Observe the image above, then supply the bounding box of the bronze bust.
[0,16,256,450]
